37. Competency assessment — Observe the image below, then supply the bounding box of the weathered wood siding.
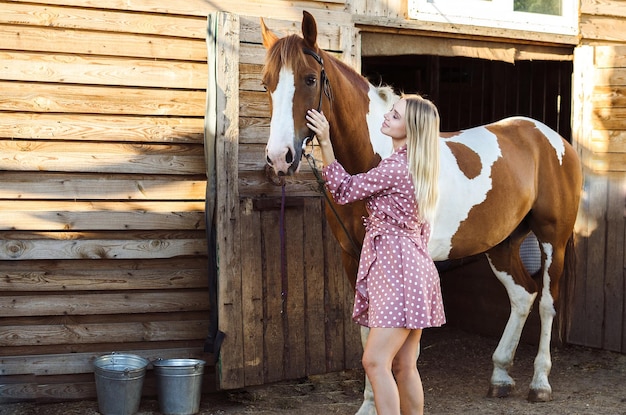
[211,11,362,390]
[0,0,363,401]
[568,0,626,353]
[0,0,211,402]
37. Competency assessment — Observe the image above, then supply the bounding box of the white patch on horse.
[531,241,555,394]
[366,85,394,160]
[429,126,502,260]
[266,67,296,172]
[512,116,565,165]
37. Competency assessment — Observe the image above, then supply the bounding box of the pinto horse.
[260,11,582,413]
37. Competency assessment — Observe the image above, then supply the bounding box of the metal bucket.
[153,358,205,415]
[93,353,149,415]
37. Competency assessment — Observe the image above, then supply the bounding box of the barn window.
[408,0,577,35]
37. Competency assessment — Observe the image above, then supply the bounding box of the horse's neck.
[325,58,392,173]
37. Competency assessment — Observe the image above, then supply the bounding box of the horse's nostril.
[285,149,293,164]
[266,155,273,165]
[278,171,285,176]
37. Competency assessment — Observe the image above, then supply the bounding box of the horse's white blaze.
[366,86,394,159]
[531,242,555,392]
[266,67,297,172]
[486,253,537,387]
[429,126,502,260]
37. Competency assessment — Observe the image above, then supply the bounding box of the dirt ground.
[2,326,625,415]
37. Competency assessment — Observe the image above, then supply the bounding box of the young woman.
[306,94,446,415]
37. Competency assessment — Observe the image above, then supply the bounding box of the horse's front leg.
[486,254,537,398]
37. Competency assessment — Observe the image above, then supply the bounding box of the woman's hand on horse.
[306,109,331,146]
[306,109,336,165]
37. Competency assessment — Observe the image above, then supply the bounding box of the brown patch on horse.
[444,141,482,180]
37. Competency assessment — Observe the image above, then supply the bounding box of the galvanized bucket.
[153,358,205,415]
[93,353,149,415]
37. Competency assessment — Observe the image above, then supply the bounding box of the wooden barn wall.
[0,0,363,402]
[567,0,626,353]
[212,11,362,390]
[0,0,213,402]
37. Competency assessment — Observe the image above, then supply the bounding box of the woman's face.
[381,99,407,143]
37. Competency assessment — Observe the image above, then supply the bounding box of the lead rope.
[280,183,287,314]
[303,149,362,258]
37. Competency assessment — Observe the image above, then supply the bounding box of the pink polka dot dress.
[323,146,446,329]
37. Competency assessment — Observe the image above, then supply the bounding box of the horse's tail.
[557,232,577,345]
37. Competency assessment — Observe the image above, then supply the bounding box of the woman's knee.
[392,355,418,380]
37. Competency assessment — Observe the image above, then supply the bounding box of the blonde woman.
[306,94,445,415]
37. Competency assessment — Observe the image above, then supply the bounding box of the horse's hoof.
[528,388,552,402]
[487,383,514,398]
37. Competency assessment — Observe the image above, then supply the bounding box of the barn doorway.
[361,52,574,342]
[362,55,573,141]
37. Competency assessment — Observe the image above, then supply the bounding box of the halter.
[302,47,332,150]
[300,47,361,258]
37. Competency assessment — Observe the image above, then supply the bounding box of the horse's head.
[261,11,328,175]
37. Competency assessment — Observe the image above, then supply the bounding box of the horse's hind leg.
[485,242,538,398]
[526,236,569,402]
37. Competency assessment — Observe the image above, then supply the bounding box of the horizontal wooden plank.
[578,145,626,172]
[595,70,626,87]
[579,14,626,42]
[592,86,626,106]
[0,113,204,143]
[240,63,264,92]
[0,257,209,292]
[0,81,205,116]
[239,116,269,144]
[0,242,206,259]
[5,0,353,21]
[239,171,322,198]
[0,319,210,347]
[239,16,343,51]
[240,90,271,118]
[0,24,207,61]
[581,0,626,18]
[594,45,626,68]
[0,51,207,89]
[0,140,205,174]
[591,129,626,153]
[0,291,209,317]
[0,200,205,231]
[0,1,208,38]
[0,172,206,200]
[593,105,626,126]
[0,347,207,376]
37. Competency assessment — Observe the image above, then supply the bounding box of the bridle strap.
[301,47,361,258]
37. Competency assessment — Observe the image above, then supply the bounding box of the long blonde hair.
[403,94,440,224]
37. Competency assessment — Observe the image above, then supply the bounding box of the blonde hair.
[403,94,440,224]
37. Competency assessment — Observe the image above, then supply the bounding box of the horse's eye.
[260,81,268,92]
[305,76,317,87]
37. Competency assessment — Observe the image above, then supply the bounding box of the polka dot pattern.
[323,146,446,329]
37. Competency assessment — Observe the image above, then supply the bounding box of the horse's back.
[431,116,581,260]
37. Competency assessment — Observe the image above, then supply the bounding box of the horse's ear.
[301,11,318,48]
[260,18,278,49]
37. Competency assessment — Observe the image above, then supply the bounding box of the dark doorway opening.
[362,55,573,141]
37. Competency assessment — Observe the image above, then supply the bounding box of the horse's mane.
[375,84,400,107]
[262,35,307,87]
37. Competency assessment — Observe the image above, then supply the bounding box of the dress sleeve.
[322,159,400,205]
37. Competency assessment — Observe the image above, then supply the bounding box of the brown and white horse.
[261,11,582,414]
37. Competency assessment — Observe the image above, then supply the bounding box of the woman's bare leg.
[361,327,410,415]
[393,329,423,415]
